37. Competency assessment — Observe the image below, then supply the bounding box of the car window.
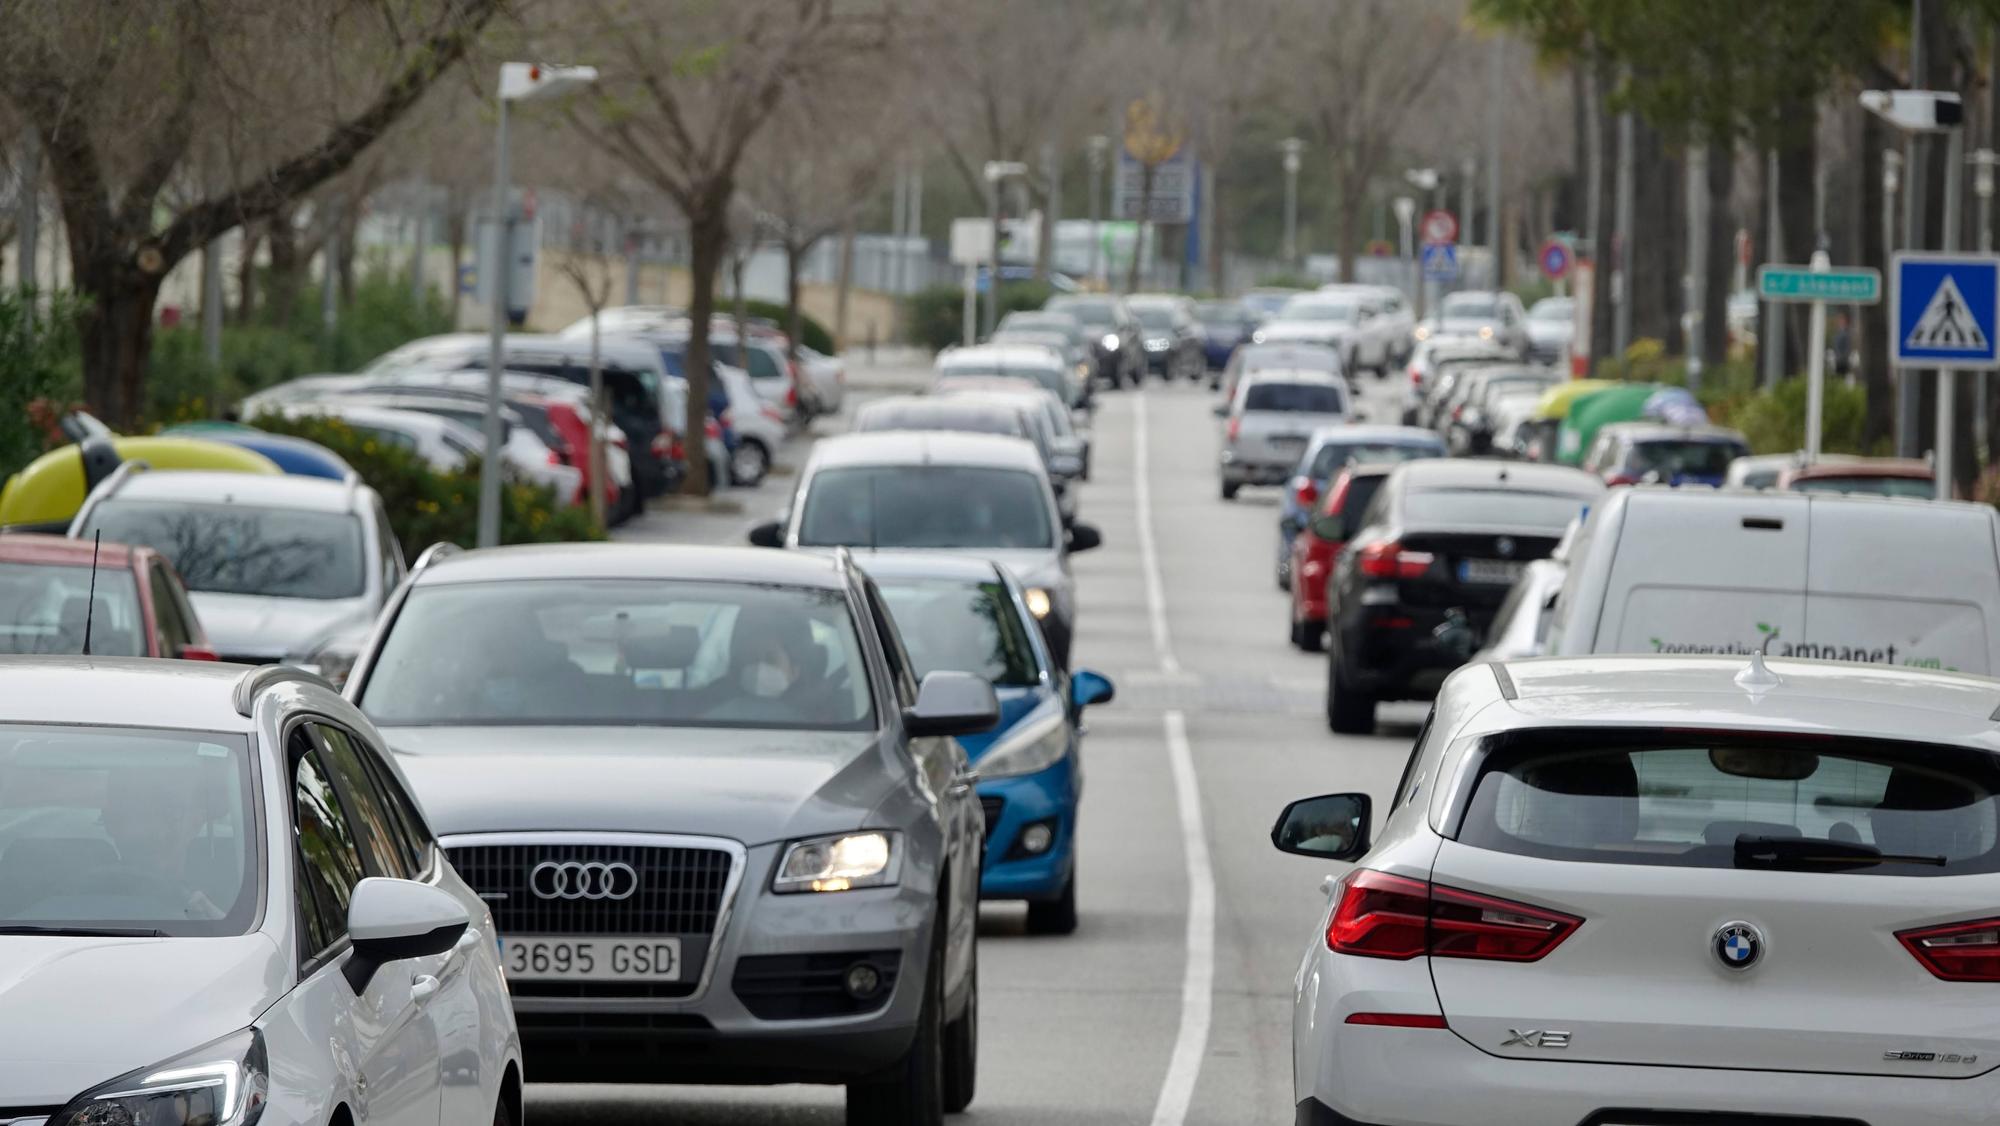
[745,347,784,381]
[1460,730,2000,876]
[877,577,1042,688]
[1791,474,1935,498]
[80,500,367,601]
[372,497,405,574]
[293,734,365,959]
[311,724,410,880]
[798,465,1055,550]
[1244,382,1345,413]
[360,578,876,731]
[860,579,920,708]
[1626,439,1750,478]
[0,562,145,656]
[354,745,434,877]
[147,564,191,654]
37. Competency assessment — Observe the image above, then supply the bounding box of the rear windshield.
[1310,442,1438,479]
[0,564,145,657]
[1627,438,1748,478]
[854,404,1022,438]
[1792,475,1935,499]
[1244,382,1345,414]
[1459,730,2000,876]
[799,466,1053,550]
[1133,306,1176,330]
[1403,488,1590,530]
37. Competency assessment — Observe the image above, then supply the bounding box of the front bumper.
[976,759,1078,901]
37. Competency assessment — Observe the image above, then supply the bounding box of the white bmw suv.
[1276,653,2000,1126]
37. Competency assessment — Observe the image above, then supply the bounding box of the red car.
[0,534,217,659]
[1287,464,1398,652]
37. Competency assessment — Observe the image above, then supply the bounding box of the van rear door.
[1596,491,1808,656]
[1801,497,1997,674]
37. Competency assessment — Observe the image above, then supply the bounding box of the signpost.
[1891,252,1999,497]
[1760,254,1883,463]
[1539,238,1572,292]
[1421,209,1458,246]
[1421,243,1459,283]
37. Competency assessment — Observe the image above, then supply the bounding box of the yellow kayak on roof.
[1531,378,1620,421]
[0,436,281,531]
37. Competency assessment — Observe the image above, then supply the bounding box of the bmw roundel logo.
[1713,921,1763,970]
[1495,536,1516,558]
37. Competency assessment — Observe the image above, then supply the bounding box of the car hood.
[1525,320,1571,343]
[382,725,895,845]
[0,934,284,1107]
[955,686,1053,761]
[189,592,373,660]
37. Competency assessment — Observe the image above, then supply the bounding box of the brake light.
[1291,476,1319,509]
[1899,917,2000,981]
[1356,540,1435,579]
[1345,1012,1447,1028]
[1605,473,1638,487]
[1408,365,1422,386]
[177,645,220,662]
[668,435,685,462]
[786,384,798,407]
[1226,416,1241,442]
[1327,870,1580,962]
[547,448,563,466]
[650,433,670,458]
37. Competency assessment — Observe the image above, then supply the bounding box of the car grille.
[446,842,733,936]
[980,796,1005,842]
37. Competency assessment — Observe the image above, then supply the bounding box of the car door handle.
[411,974,441,1003]
[948,770,980,797]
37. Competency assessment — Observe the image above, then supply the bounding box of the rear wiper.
[1734,834,1946,870]
[0,925,167,938]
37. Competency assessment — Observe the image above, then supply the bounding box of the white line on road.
[1150,709,1214,1126]
[1132,391,1180,676]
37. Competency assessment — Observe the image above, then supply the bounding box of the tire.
[1026,872,1078,935]
[1296,617,1325,653]
[729,438,770,486]
[847,916,946,1126]
[1325,657,1376,735]
[494,1090,514,1126]
[941,945,977,1114]
[1220,480,1240,501]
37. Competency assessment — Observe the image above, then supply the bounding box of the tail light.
[177,645,220,662]
[1899,917,2000,981]
[1328,870,1580,962]
[1605,473,1638,487]
[705,419,722,440]
[650,433,670,458]
[761,405,785,424]
[1408,366,1422,386]
[1291,476,1319,509]
[546,449,563,466]
[668,435,685,462]
[1226,416,1241,442]
[1356,540,1435,579]
[786,384,798,407]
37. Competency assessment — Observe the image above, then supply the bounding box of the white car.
[1319,283,1416,370]
[0,659,520,1125]
[714,363,785,485]
[1277,653,2000,1126]
[1256,293,1401,375]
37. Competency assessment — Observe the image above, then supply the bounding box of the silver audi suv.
[343,542,997,1126]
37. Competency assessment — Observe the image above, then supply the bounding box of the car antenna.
[81,530,101,657]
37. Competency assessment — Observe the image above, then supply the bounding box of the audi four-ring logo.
[529,860,639,901]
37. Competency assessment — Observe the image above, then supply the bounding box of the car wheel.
[1296,617,1325,653]
[1220,480,1240,501]
[493,1092,514,1126]
[1325,658,1376,734]
[847,916,946,1126]
[1026,872,1078,935]
[941,943,977,1113]
[1277,556,1292,592]
[729,439,770,487]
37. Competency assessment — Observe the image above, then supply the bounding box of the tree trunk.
[731,246,749,341]
[1588,50,1616,375]
[1337,181,1363,288]
[74,255,165,429]
[785,238,805,368]
[1210,177,1228,296]
[1631,118,1684,351]
[1127,161,1157,293]
[235,223,261,325]
[265,209,303,327]
[336,197,360,308]
[1776,116,1817,379]
[447,204,468,323]
[1701,140,1735,368]
[834,216,857,350]
[1565,60,1590,233]
[1858,113,1894,450]
[682,207,728,498]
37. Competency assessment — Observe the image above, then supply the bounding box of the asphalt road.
[540,367,1422,1125]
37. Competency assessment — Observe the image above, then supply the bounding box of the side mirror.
[904,670,1000,738]
[343,877,470,992]
[1270,793,1372,861]
[1050,453,1084,479]
[1066,522,1102,553]
[747,519,784,548]
[1070,668,1115,710]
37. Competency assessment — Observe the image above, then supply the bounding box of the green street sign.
[1757,265,1882,304]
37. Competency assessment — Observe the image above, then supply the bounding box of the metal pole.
[1687,145,1709,389]
[910,164,924,286]
[201,240,223,368]
[1460,157,1475,278]
[1976,149,1995,462]
[477,96,510,550]
[1045,141,1063,283]
[1614,110,1635,360]
[1762,149,1784,389]
[624,228,641,306]
[984,174,1001,338]
[1939,123,1964,500]
[1900,5,1929,457]
[962,262,977,347]
[889,158,908,296]
[1805,250,1830,460]
[1487,38,1503,285]
[15,136,37,294]
[1282,139,1302,269]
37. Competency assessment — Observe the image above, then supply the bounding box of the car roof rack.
[410,541,462,578]
[1489,662,1518,701]
[233,664,338,717]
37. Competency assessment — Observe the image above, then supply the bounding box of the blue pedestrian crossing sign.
[1893,252,2000,370]
[1421,242,1458,283]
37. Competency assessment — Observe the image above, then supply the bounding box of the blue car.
[865,554,1113,934]
[1193,299,1256,372]
[1275,425,1447,590]
[163,423,355,480]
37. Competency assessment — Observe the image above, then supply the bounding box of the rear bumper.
[1221,450,1297,485]
[1333,603,1489,700]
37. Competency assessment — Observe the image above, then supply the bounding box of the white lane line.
[1131,390,1180,675]
[1150,709,1214,1126]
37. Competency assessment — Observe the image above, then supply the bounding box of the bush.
[902,281,1055,352]
[0,290,85,479]
[248,412,603,559]
[1709,375,1871,456]
[732,299,835,355]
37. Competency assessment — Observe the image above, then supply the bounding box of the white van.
[1547,487,2000,674]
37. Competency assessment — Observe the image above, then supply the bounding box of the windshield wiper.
[0,925,168,938]
[1734,834,1946,870]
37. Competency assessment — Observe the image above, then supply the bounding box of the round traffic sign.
[1421,209,1458,245]
[1539,239,1571,280]
[1365,238,1394,258]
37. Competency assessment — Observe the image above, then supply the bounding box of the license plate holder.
[1457,558,1525,585]
[500,935,684,982]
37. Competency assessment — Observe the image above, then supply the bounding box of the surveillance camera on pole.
[1859,90,1964,134]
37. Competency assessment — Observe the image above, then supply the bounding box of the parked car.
[1277,653,2000,1126]
[1318,283,1417,370]
[712,363,785,485]
[70,469,405,665]
[1216,340,1347,400]
[1044,294,1144,387]
[1580,423,1751,488]
[1524,294,1576,362]
[1442,367,1563,455]
[1322,459,1603,732]
[1401,337,1515,426]
[1125,294,1205,380]
[292,398,585,504]
[1277,426,1447,590]
[1780,456,1937,498]
[343,543,995,1121]
[935,344,1083,411]
[752,432,1102,669]
[162,425,355,481]
[865,555,1116,934]
[797,344,848,415]
[1219,372,1353,500]
[993,310,1096,405]
[1192,299,1257,371]
[1467,556,1568,662]
[932,385,1088,523]
[0,534,216,659]
[0,436,280,533]
[1430,289,1529,356]
[0,659,521,1126]
[1239,286,1303,323]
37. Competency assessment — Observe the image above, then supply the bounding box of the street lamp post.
[983,160,1028,339]
[1393,196,1417,319]
[478,61,598,549]
[1087,135,1109,288]
[1973,148,1998,461]
[1404,169,1439,316]
[1280,138,1303,270]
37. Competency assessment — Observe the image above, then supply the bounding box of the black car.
[1126,294,1205,380]
[1044,295,1144,388]
[1322,460,1603,734]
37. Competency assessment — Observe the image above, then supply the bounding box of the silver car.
[1219,371,1352,499]
[344,543,996,1125]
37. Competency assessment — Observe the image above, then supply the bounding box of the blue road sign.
[1539,240,1571,280]
[1422,242,1459,283]
[1893,252,2000,370]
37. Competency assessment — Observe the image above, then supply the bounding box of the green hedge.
[731,299,835,355]
[248,412,603,559]
[903,281,1055,352]
[0,290,84,480]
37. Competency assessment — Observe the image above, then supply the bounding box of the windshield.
[1308,442,1439,479]
[360,579,874,730]
[1528,297,1574,321]
[1403,488,1592,530]
[877,578,1041,688]
[1243,382,1345,413]
[0,564,145,656]
[0,725,257,935]
[799,466,1053,550]
[855,403,1023,437]
[938,367,1066,398]
[80,500,364,600]
[1278,299,1358,323]
[1442,294,1497,319]
[1627,438,1748,478]
[1791,474,1935,499]
[1243,345,1341,374]
[1049,300,1114,327]
[1133,306,1176,330]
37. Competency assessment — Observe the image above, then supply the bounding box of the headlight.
[1023,587,1054,619]
[1100,333,1121,350]
[1478,325,1495,339]
[977,702,1070,780]
[1413,325,1431,341]
[773,831,900,893]
[52,1027,268,1126]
